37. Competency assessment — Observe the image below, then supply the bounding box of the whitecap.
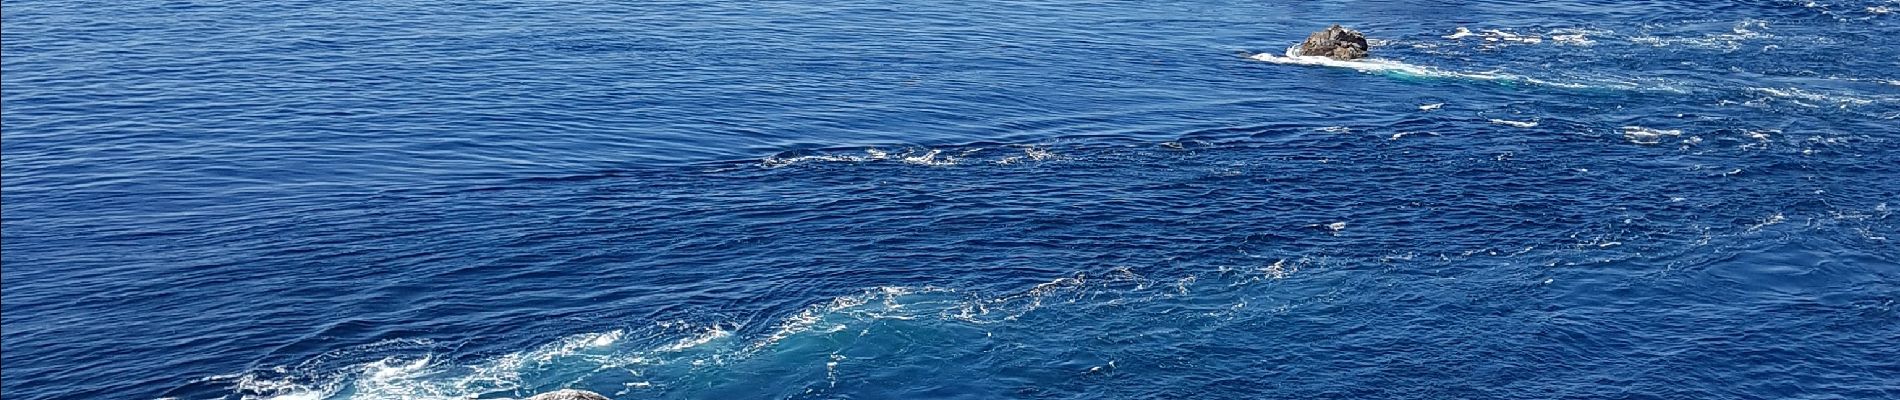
[1489,119,1539,128]
[1445,27,1541,45]
[1550,33,1596,46]
[588,330,624,347]
[899,149,958,166]
[1622,126,1683,145]
[1480,29,1543,44]
[1628,19,1773,51]
[1445,27,1476,39]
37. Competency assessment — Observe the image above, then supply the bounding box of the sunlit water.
[3,1,1898,399]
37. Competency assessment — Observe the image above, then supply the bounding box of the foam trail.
[201,271,1176,400]
[1248,47,1632,91]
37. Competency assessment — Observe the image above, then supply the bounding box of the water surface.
[3,1,1898,399]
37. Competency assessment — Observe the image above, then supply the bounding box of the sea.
[3,1,1898,399]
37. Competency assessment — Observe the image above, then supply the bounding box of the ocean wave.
[760,145,1059,169]
[173,190,1892,400]
[187,264,1307,400]
[1629,19,1775,51]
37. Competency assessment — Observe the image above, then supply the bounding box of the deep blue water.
[4,0,1900,399]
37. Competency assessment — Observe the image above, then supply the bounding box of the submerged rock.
[1297,25,1370,60]
[528,389,610,400]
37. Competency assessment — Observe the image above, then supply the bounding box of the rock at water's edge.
[1298,25,1370,60]
[528,389,610,400]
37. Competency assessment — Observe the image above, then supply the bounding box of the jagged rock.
[1298,25,1370,60]
[528,389,610,400]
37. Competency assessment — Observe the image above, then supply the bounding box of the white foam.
[750,286,958,351]
[1747,87,1878,107]
[1630,19,1773,51]
[1419,103,1443,111]
[206,262,1583,399]
[900,149,959,166]
[1445,27,1476,39]
[1550,33,1596,46]
[224,323,758,400]
[1622,126,1683,145]
[760,147,982,168]
[995,146,1057,165]
[589,330,624,347]
[656,325,732,352]
[1481,29,1542,44]
[1489,119,1539,128]
[1748,212,1788,231]
[1249,48,1513,82]
[1022,146,1055,161]
[366,357,431,381]
[760,148,889,168]
[1249,48,1445,76]
[235,369,329,400]
[1249,48,1630,91]
[1449,26,1607,46]
[1445,27,1545,45]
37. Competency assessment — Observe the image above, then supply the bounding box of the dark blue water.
[5,1,1899,399]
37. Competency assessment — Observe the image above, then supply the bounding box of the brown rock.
[1297,25,1370,60]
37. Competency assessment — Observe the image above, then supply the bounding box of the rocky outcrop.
[1297,25,1370,60]
[528,389,610,400]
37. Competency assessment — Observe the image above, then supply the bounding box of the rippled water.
[4,1,1899,399]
